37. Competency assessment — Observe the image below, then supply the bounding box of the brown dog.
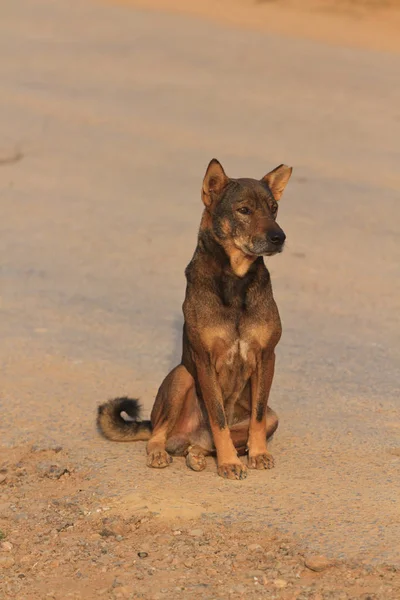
[97,159,292,480]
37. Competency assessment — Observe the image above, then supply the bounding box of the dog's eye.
[270,204,278,216]
[237,207,251,216]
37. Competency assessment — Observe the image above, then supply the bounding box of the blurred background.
[1,0,399,568]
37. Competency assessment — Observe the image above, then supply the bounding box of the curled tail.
[97,397,152,442]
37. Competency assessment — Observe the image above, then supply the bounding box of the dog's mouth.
[242,244,284,258]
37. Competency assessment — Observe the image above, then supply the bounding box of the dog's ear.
[261,164,292,201]
[202,159,229,207]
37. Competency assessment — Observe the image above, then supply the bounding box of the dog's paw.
[147,450,172,469]
[248,452,274,470]
[217,462,248,480]
[186,450,207,472]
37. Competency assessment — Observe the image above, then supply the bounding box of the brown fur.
[97,159,292,479]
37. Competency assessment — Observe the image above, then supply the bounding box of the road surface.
[1,0,399,570]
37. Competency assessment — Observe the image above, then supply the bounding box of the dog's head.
[201,159,292,258]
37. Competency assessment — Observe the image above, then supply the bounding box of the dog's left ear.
[261,164,292,201]
[202,159,229,207]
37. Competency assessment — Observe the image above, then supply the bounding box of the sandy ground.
[1,0,400,598]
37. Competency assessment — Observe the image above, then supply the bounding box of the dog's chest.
[214,334,257,401]
[224,338,251,367]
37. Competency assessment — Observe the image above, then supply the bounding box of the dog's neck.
[198,211,258,278]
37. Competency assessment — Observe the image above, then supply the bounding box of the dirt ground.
[1,444,400,599]
[1,0,400,598]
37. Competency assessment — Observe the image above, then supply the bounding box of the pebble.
[138,552,148,559]
[0,555,15,568]
[113,587,131,599]
[36,462,70,480]
[31,444,63,453]
[98,588,110,596]
[155,534,171,544]
[304,554,333,572]
[108,521,126,536]
[184,558,194,568]
[0,542,13,552]
[189,529,203,537]
[273,579,288,588]
[248,543,263,552]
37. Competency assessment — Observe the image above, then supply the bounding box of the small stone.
[50,561,60,568]
[172,530,182,536]
[36,462,70,479]
[248,543,262,552]
[188,529,203,537]
[31,444,63,453]
[184,558,194,568]
[100,528,114,538]
[0,474,7,484]
[155,534,171,544]
[20,555,32,564]
[273,579,288,588]
[0,555,15,568]
[107,520,125,536]
[98,588,110,596]
[115,535,123,542]
[0,542,13,552]
[304,554,333,572]
[138,552,148,559]
[246,570,264,579]
[114,587,131,598]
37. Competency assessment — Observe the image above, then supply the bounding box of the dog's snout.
[268,230,286,246]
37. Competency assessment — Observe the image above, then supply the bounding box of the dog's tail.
[97,397,152,442]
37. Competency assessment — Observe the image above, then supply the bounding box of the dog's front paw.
[248,452,274,470]
[217,462,248,480]
[186,450,207,472]
[147,450,172,469]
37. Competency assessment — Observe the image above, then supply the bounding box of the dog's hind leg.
[230,406,279,456]
[185,407,278,471]
[147,365,194,469]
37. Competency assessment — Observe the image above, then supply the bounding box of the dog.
[97,159,292,480]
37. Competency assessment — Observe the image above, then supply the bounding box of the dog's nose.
[268,230,286,245]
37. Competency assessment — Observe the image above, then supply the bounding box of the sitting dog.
[97,159,292,479]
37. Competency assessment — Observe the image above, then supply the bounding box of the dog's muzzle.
[248,228,286,256]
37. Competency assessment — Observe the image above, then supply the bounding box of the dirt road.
[1,0,399,598]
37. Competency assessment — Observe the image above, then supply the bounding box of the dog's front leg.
[248,351,276,469]
[196,362,247,480]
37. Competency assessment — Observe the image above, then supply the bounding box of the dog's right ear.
[202,159,229,207]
